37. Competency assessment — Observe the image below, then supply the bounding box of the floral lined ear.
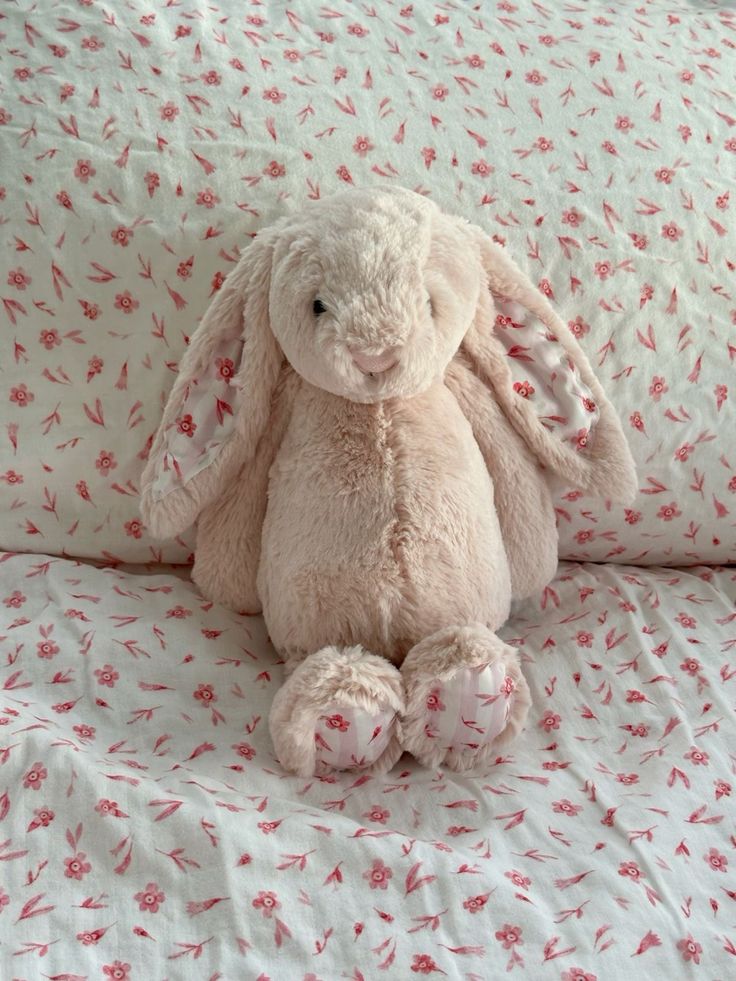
[460,226,637,503]
[140,228,283,540]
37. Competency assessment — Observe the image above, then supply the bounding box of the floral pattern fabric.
[1,553,735,977]
[1,0,735,565]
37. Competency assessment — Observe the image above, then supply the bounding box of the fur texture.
[140,185,637,776]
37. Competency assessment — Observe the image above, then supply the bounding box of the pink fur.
[140,186,636,776]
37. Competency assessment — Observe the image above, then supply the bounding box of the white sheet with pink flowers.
[1,553,735,979]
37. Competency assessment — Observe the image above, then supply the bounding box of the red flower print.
[471,159,493,177]
[677,935,702,964]
[630,233,648,250]
[505,869,531,890]
[64,852,92,880]
[675,613,696,629]
[684,746,709,766]
[39,328,61,349]
[552,799,582,817]
[336,164,354,184]
[655,167,675,183]
[7,267,31,290]
[716,192,731,210]
[114,291,139,314]
[678,124,692,142]
[431,83,449,100]
[232,742,256,760]
[263,87,287,104]
[201,69,221,85]
[324,713,349,732]
[95,450,117,476]
[594,260,612,280]
[561,208,583,226]
[466,54,485,69]
[9,384,34,408]
[562,970,597,981]
[347,23,369,37]
[23,762,48,791]
[649,375,667,401]
[714,779,731,800]
[124,519,143,539]
[353,135,374,157]
[661,221,683,242]
[500,676,515,696]
[252,890,280,917]
[30,806,55,828]
[76,480,92,502]
[1,469,23,485]
[426,687,445,712]
[283,49,301,62]
[211,270,225,293]
[575,530,594,545]
[216,357,235,380]
[463,893,489,913]
[680,69,694,84]
[176,414,197,438]
[77,929,105,946]
[525,69,546,85]
[568,316,589,338]
[539,710,561,731]
[160,100,179,121]
[14,66,33,82]
[618,861,641,881]
[572,428,589,451]
[81,35,104,51]
[72,724,95,741]
[174,24,192,38]
[627,723,649,737]
[624,509,642,525]
[704,847,727,872]
[111,226,131,247]
[94,665,119,688]
[615,115,633,131]
[196,187,220,209]
[495,924,523,949]
[134,882,165,913]
[144,171,160,197]
[536,136,554,152]
[411,954,443,974]
[3,590,26,608]
[363,805,390,824]
[82,303,101,322]
[56,190,74,209]
[363,859,393,890]
[103,962,131,981]
[626,690,646,703]
[49,44,68,57]
[263,160,286,179]
[657,502,681,522]
[194,683,217,705]
[37,640,59,659]
[615,773,639,785]
[96,798,121,816]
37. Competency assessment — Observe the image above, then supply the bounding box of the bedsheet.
[1,553,734,979]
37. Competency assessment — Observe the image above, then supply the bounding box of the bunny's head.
[140,186,635,539]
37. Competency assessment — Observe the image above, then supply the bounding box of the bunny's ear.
[140,228,283,539]
[459,225,636,502]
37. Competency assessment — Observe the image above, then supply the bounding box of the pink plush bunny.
[140,186,636,777]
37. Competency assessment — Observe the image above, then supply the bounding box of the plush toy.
[140,186,636,777]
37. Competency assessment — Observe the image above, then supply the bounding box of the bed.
[1,1,734,977]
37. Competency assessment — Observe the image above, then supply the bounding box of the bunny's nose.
[350,346,400,375]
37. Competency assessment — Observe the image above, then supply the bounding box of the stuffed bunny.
[140,186,636,777]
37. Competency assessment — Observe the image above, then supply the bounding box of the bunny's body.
[259,378,510,668]
[142,186,636,777]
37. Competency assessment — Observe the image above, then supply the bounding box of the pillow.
[1,1,733,564]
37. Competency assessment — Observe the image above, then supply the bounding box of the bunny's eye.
[313,298,327,316]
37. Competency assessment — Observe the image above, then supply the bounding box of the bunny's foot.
[269,646,405,778]
[399,624,530,772]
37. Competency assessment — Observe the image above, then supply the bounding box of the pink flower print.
[421,147,437,169]
[9,384,34,407]
[704,848,727,873]
[714,384,728,410]
[684,746,709,766]
[626,690,646,703]
[561,208,583,226]
[263,87,287,104]
[714,779,731,800]
[76,480,92,503]
[95,665,119,688]
[14,66,33,82]
[252,890,280,917]
[49,43,68,58]
[471,159,493,177]
[263,160,286,179]
[677,936,702,964]
[568,316,589,338]
[649,376,667,401]
[81,35,104,51]
[0,889,10,912]
[630,233,648,250]
[3,590,26,608]
[616,773,639,785]
[655,167,675,184]
[525,68,546,85]
[411,954,443,974]
[194,683,217,705]
[628,724,649,738]
[562,970,597,981]
[232,742,256,761]
[538,278,554,298]
[78,929,105,945]
[144,171,160,197]
[103,962,131,981]
[1,469,23,485]
[160,100,179,122]
[463,893,489,913]
[539,710,561,731]
[552,799,582,817]
[500,676,515,696]
[24,762,48,791]
[601,140,618,156]
[7,267,31,290]
[333,66,348,83]
[661,221,683,242]
[582,397,596,413]
[350,135,374,157]
[283,48,302,62]
[37,640,59,659]
[431,83,449,100]
[594,260,612,280]
[124,519,143,539]
[505,869,531,890]
[135,882,165,913]
[615,115,634,131]
[111,226,131,247]
[729,476,736,493]
[174,24,192,38]
[72,724,95,741]
[618,861,641,881]
[95,450,117,476]
[572,428,589,451]
[675,613,696,629]
[657,502,681,522]
[495,924,523,949]
[176,414,197,438]
[363,805,390,824]
[679,69,695,84]
[674,443,695,463]
[196,188,220,209]
[64,852,91,880]
[347,22,369,37]
[624,509,642,525]
[336,164,354,184]
[363,859,393,890]
[426,687,445,712]
[201,69,221,85]
[536,136,554,152]
[114,291,139,314]
[575,530,594,545]
[39,328,61,349]
[96,798,121,816]
[56,190,74,210]
[324,713,349,732]
[216,357,235,380]
[82,303,101,322]
[30,806,55,828]
[678,124,692,142]
[166,605,191,619]
[211,270,225,293]
[466,53,485,69]
[0,107,14,125]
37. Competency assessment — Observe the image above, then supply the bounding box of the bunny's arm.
[445,355,559,601]
[192,364,300,612]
